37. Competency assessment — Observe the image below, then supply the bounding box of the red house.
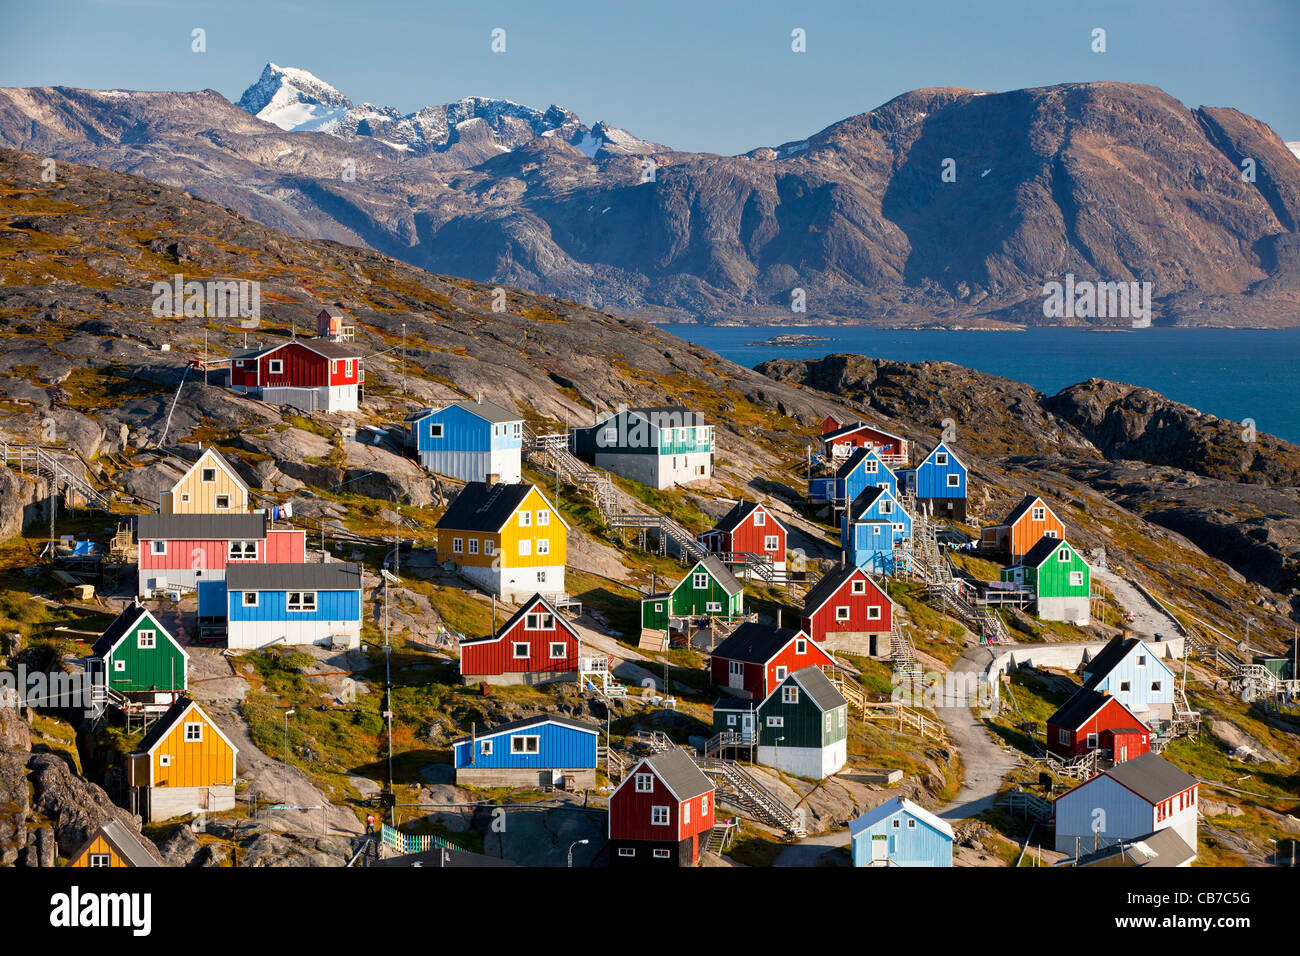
[700,500,788,571]
[800,565,896,657]
[1047,688,1150,760]
[458,594,579,686]
[821,414,850,435]
[230,338,362,412]
[822,421,909,467]
[609,748,715,867]
[709,623,835,700]
[136,513,306,597]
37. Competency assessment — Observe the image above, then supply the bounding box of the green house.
[641,556,745,631]
[89,603,189,699]
[755,667,848,778]
[1000,535,1091,625]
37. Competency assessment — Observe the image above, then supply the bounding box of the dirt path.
[1093,568,1179,638]
[936,645,1022,821]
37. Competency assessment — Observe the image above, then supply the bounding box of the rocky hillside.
[1,77,1298,325]
[759,354,1300,601]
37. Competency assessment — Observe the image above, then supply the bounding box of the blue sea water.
[661,325,1300,445]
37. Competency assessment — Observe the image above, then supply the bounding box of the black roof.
[450,713,598,746]
[1046,688,1114,730]
[135,696,198,754]
[786,666,847,712]
[707,500,774,536]
[641,748,712,801]
[834,446,885,479]
[136,512,266,541]
[801,564,879,617]
[711,623,802,665]
[1082,636,1140,689]
[1017,534,1070,568]
[461,593,576,645]
[1002,493,1050,528]
[847,485,887,520]
[713,696,758,712]
[226,561,361,591]
[436,481,536,533]
[91,603,151,658]
[1104,753,1198,804]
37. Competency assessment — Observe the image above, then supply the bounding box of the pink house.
[136,513,305,597]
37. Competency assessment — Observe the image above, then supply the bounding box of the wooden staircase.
[695,755,807,838]
[0,440,116,514]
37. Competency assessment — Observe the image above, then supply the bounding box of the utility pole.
[401,322,407,396]
[283,709,295,804]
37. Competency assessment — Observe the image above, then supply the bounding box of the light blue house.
[849,797,954,867]
[901,441,968,522]
[407,399,523,484]
[452,715,599,788]
[812,447,898,505]
[841,486,911,574]
[1083,635,1178,722]
[224,563,363,650]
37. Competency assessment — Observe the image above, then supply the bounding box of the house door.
[728,661,745,690]
[740,713,754,744]
[871,834,888,863]
[1117,745,1127,762]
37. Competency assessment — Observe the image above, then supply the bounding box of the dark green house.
[89,603,189,707]
[755,666,847,779]
[641,556,745,632]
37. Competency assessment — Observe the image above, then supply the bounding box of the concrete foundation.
[455,767,596,789]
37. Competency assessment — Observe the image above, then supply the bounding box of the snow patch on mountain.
[238,63,352,132]
[1288,141,1300,161]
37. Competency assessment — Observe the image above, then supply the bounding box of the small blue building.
[849,797,954,867]
[452,715,600,789]
[841,486,911,574]
[407,399,523,484]
[812,447,898,505]
[224,563,363,650]
[1082,635,1178,723]
[901,442,968,522]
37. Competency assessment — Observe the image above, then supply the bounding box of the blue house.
[841,486,911,574]
[812,447,898,505]
[224,563,363,650]
[1082,635,1178,723]
[901,442,968,522]
[849,797,954,867]
[452,715,599,789]
[407,399,523,484]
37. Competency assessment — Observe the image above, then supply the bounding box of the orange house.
[981,494,1065,561]
[128,697,239,823]
[65,818,161,868]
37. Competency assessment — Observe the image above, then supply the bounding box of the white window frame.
[228,540,258,561]
[510,735,540,754]
[947,474,960,487]
[136,629,156,649]
[519,511,532,527]
[1086,733,1099,750]
[851,579,866,594]
[179,493,191,504]
[525,612,554,630]
[518,539,531,556]
[692,572,709,590]
[766,716,784,727]
[549,642,567,659]
[835,605,851,621]
[536,510,550,526]
[286,591,317,613]
[701,794,709,814]
[754,511,765,526]
[480,740,493,755]
[1058,728,1069,746]
[429,423,444,439]
[184,722,203,743]
[705,601,722,613]
[512,642,530,659]
[159,754,172,767]
[89,854,111,867]
[652,848,671,859]
[935,453,948,466]
[683,803,690,824]
[201,468,217,483]
[618,847,636,857]
[536,538,550,556]
[151,540,167,556]
[484,540,495,556]
[1069,571,1083,587]
[1058,549,1071,562]
[114,659,126,673]
[1032,506,1045,521]
[268,359,283,375]
[242,591,259,607]
[765,535,779,552]
[795,639,807,655]
[452,537,463,554]
[781,686,799,704]
[468,538,479,555]
[651,806,670,826]
[635,773,654,793]
[867,605,882,620]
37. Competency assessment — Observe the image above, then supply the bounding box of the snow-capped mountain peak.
[237,63,353,133]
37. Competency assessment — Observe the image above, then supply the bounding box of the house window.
[512,423,522,439]
[331,361,338,375]
[483,540,494,556]
[683,803,690,824]
[89,854,111,867]
[796,639,807,654]
[159,755,172,767]
[891,819,900,829]
[429,423,443,439]
[618,848,636,857]
[1058,729,1069,745]
[519,511,532,527]
[935,453,948,466]
[825,713,832,732]
[537,539,550,556]
[114,660,126,672]
[701,794,708,814]
[286,592,317,612]
[268,359,283,375]
[184,722,203,743]
[480,740,493,755]
[537,510,550,526]
[706,602,722,613]
[602,427,617,445]
[137,630,156,649]
[726,715,737,726]
[1058,549,1071,562]
[510,735,539,754]
[781,686,799,704]
[653,848,671,859]
[525,612,554,630]
[907,818,917,829]
[774,666,787,681]
[865,461,878,474]
[635,773,654,793]
[242,591,258,607]
[229,540,258,561]
[653,602,663,613]
[1069,571,1083,586]
[728,661,743,678]
[867,606,882,620]
[947,474,960,487]
[512,643,529,659]
[1044,530,1058,538]
[345,359,353,376]
[1151,681,1162,693]
[452,538,463,554]
[550,643,567,659]
[764,536,780,552]
[201,468,217,483]
[1031,507,1045,521]
[692,573,708,590]
[766,716,784,727]
[1086,733,1098,750]
[1136,655,1146,666]
[651,806,670,826]
[754,512,765,526]
[835,606,851,621]
[180,493,191,503]
[852,580,866,594]
[468,539,479,555]
[151,540,167,556]
[1120,681,1131,692]
[518,539,531,556]
[537,571,547,583]
[880,500,892,514]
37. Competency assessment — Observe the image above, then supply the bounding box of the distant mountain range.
[1,65,1298,326]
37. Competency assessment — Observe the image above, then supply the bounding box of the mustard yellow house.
[128,697,239,822]
[160,446,250,514]
[435,481,569,602]
[65,818,161,868]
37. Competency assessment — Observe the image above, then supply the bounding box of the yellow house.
[65,818,160,868]
[128,697,239,822]
[435,481,569,602]
[160,446,250,514]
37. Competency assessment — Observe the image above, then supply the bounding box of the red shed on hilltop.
[609,749,715,866]
[458,594,579,686]
[1047,688,1150,760]
[821,421,909,467]
[230,337,362,412]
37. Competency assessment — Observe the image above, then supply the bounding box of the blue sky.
[1,0,1297,154]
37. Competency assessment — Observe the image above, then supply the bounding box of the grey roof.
[450,714,598,746]
[70,818,161,868]
[136,513,266,541]
[226,561,362,591]
[787,666,847,712]
[408,400,521,425]
[1073,827,1196,868]
[693,555,743,596]
[298,338,363,360]
[436,481,536,533]
[1103,753,1198,805]
[641,747,713,801]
